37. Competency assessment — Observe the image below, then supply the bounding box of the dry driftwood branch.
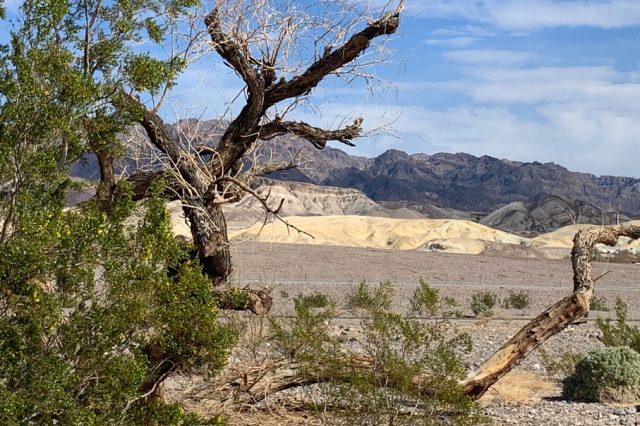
[461,223,640,397]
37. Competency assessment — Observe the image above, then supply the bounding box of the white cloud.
[424,37,480,47]
[431,25,499,37]
[443,49,538,65]
[412,0,640,30]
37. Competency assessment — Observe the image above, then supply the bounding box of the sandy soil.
[167,241,640,425]
[229,241,640,319]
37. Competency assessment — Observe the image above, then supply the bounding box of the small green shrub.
[592,247,604,262]
[501,290,530,310]
[471,291,497,317]
[590,296,609,311]
[562,346,640,403]
[596,297,640,353]
[539,349,583,377]
[270,279,482,425]
[294,292,330,309]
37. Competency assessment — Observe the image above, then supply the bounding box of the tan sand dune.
[170,201,640,257]
[532,220,640,252]
[228,215,525,252]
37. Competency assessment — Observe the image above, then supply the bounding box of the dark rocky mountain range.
[479,195,629,234]
[311,149,640,217]
[69,120,640,232]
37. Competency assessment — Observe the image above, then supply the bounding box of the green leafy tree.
[0,0,403,422]
[0,0,235,423]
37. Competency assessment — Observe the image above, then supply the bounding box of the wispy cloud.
[424,37,480,47]
[443,49,538,65]
[413,0,640,30]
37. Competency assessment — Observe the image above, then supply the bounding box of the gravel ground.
[172,242,640,425]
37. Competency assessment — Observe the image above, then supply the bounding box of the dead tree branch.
[265,10,402,105]
[461,223,640,397]
[257,117,362,148]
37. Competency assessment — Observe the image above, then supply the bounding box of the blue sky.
[3,0,640,177]
[171,0,640,178]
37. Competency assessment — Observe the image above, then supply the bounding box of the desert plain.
[165,207,640,425]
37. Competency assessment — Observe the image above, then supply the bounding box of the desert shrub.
[538,349,584,377]
[590,296,609,311]
[470,291,498,317]
[294,292,331,309]
[270,279,481,425]
[596,297,640,353]
[592,247,604,262]
[0,188,235,424]
[501,290,530,310]
[562,346,640,403]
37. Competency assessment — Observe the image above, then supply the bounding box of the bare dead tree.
[104,0,405,314]
[461,223,640,396]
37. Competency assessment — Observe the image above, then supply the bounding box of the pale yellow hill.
[532,220,640,253]
[228,215,525,252]
[171,203,640,257]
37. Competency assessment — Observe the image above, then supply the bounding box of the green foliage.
[470,291,497,317]
[589,296,609,312]
[294,292,330,309]
[125,54,186,94]
[591,247,604,262]
[501,290,530,310]
[0,186,236,423]
[562,346,640,403]
[596,297,640,353]
[270,279,480,425]
[0,2,242,422]
[130,400,226,425]
[538,349,583,377]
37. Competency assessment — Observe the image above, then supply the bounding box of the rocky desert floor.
[168,242,640,425]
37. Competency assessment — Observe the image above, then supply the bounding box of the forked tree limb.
[207,7,401,178]
[257,118,363,148]
[460,224,640,397]
[265,11,402,105]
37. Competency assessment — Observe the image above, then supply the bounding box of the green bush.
[597,297,640,353]
[539,349,583,377]
[0,192,235,424]
[294,292,330,309]
[562,346,640,403]
[501,290,530,310]
[590,296,609,311]
[471,291,497,317]
[270,280,481,425]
